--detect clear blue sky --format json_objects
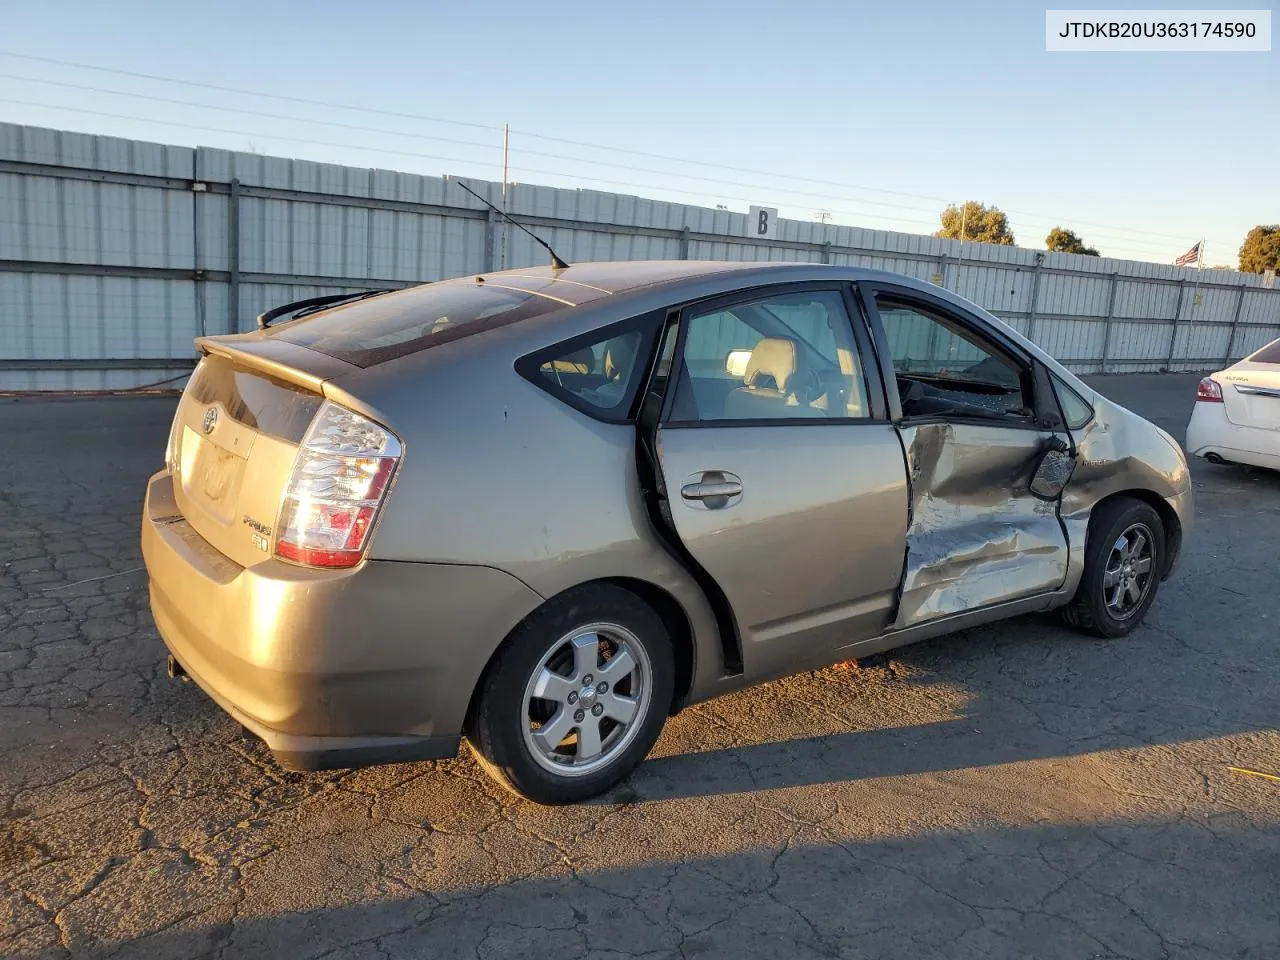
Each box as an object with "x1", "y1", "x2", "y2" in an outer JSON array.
[{"x1": 2, "y1": 0, "x2": 1275, "y2": 264}]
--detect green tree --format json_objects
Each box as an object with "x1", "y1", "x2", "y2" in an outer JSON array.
[
  {"x1": 1238, "y1": 225, "x2": 1280, "y2": 274},
  {"x1": 1045, "y1": 226, "x2": 1099, "y2": 256},
  {"x1": 935, "y1": 201, "x2": 1015, "y2": 246}
]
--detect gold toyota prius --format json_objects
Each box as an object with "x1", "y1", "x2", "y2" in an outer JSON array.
[{"x1": 143, "y1": 260, "x2": 1192, "y2": 804}]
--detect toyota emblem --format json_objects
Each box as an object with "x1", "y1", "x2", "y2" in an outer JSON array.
[{"x1": 202, "y1": 406, "x2": 219, "y2": 435}]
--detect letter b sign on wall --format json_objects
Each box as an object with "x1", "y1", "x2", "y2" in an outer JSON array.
[{"x1": 747, "y1": 206, "x2": 779, "y2": 241}]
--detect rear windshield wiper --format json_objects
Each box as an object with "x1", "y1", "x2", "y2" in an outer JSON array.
[{"x1": 256, "y1": 289, "x2": 395, "y2": 330}]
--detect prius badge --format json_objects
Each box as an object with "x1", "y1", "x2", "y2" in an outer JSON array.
[
  {"x1": 243, "y1": 515, "x2": 272, "y2": 553},
  {"x1": 202, "y1": 406, "x2": 219, "y2": 435}
]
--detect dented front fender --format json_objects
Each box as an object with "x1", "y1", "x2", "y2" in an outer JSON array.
[{"x1": 1060, "y1": 394, "x2": 1193, "y2": 594}]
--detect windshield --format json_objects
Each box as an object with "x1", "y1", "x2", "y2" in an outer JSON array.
[{"x1": 271, "y1": 279, "x2": 568, "y2": 367}]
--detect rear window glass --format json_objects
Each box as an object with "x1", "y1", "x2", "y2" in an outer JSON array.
[
  {"x1": 187, "y1": 355, "x2": 322, "y2": 442},
  {"x1": 517, "y1": 314, "x2": 662, "y2": 423},
  {"x1": 537, "y1": 330, "x2": 645, "y2": 417},
  {"x1": 1246, "y1": 337, "x2": 1280, "y2": 365},
  {"x1": 271, "y1": 280, "x2": 567, "y2": 367}
]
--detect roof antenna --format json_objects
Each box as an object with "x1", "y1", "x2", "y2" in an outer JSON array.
[{"x1": 453, "y1": 179, "x2": 570, "y2": 270}]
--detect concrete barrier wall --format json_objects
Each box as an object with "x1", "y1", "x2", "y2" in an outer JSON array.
[{"x1": 2, "y1": 122, "x2": 1277, "y2": 390}]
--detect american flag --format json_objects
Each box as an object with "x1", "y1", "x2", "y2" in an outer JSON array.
[{"x1": 1175, "y1": 242, "x2": 1202, "y2": 267}]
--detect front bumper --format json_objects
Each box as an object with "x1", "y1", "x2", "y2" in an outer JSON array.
[{"x1": 141, "y1": 471, "x2": 544, "y2": 770}]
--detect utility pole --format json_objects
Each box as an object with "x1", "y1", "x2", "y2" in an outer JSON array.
[
  {"x1": 500, "y1": 123, "x2": 510, "y2": 270},
  {"x1": 959, "y1": 202, "x2": 967, "y2": 244},
  {"x1": 501, "y1": 123, "x2": 509, "y2": 202}
]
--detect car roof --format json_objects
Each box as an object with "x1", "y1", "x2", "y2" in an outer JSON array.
[
  {"x1": 472, "y1": 260, "x2": 939, "y2": 307},
  {"x1": 253, "y1": 259, "x2": 1085, "y2": 385},
  {"x1": 470, "y1": 260, "x2": 1095, "y2": 400}
]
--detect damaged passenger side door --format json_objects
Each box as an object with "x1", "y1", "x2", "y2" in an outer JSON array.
[
  {"x1": 646, "y1": 285, "x2": 910, "y2": 680},
  {"x1": 859, "y1": 285, "x2": 1072, "y2": 627}
]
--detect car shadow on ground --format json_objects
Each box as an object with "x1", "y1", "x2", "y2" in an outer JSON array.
[
  {"x1": 13, "y1": 813, "x2": 1278, "y2": 960},
  {"x1": 603, "y1": 609, "x2": 1279, "y2": 806}
]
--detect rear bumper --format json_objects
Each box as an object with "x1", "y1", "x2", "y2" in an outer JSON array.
[
  {"x1": 1186, "y1": 403, "x2": 1280, "y2": 471},
  {"x1": 141, "y1": 470, "x2": 544, "y2": 770}
]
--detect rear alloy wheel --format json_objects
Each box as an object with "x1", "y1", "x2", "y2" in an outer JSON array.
[
  {"x1": 520, "y1": 623, "x2": 652, "y2": 777},
  {"x1": 470, "y1": 585, "x2": 673, "y2": 804},
  {"x1": 1062, "y1": 498, "x2": 1165, "y2": 638}
]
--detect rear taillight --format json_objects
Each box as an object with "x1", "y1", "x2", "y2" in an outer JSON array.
[
  {"x1": 274, "y1": 400, "x2": 402, "y2": 568},
  {"x1": 1196, "y1": 377, "x2": 1223, "y2": 403}
]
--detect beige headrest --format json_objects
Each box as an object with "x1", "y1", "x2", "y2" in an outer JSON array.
[
  {"x1": 544, "y1": 347, "x2": 595, "y2": 374},
  {"x1": 744, "y1": 338, "x2": 798, "y2": 393}
]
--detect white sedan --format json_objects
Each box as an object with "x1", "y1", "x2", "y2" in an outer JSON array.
[{"x1": 1186, "y1": 336, "x2": 1280, "y2": 471}]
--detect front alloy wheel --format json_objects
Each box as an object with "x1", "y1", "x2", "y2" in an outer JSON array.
[
  {"x1": 1062, "y1": 497, "x2": 1166, "y2": 638},
  {"x1": 1102, "y1": 523, "x2": 1156, "y2": 621}
]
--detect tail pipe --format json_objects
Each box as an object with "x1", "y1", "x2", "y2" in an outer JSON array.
[{"x1": 166, "y1": 654, "x2": 190, "y2": 681}]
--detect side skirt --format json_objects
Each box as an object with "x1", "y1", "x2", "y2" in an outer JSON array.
[
  {"x1": 834, "y1": 591, "x2": 1069, "y2": 661},
  {"x1": 693, "y1": 590, "x2": 1071, "y2": 705}
]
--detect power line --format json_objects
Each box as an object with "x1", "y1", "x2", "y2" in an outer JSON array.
[
  {"x1": 507, "y1": 132, "x2": 1208, "y2": 254},
  {"x1": 4, "y1": 97, "x2": 1184, "y2": 260},
  {"x1": 0, "y1": 50, "x2": 1235, "y2": 249},
  {"x1": 0, "y1": 94, "x2": 930, "y2": 231},
  {"x1": 0, "y1": 50, "x2": 949, "y2": 204},
  {"x1": 0, "y1": 75, "x2": 1223, "y2": 255},
  {"x1": 502, "y1": 166, "x2": 1174, "y2": 258},
  {"x1": 0, "y1": 73, "x2": 948, "y2": 219},
  {"x1": 0, "y1": 95, "x2": 941, "y2": 233},
  {"x1": 0, "y1": 98, "x2": 499, "y2": 168},
  {"x1": 0, "y1": 98, "x2": 1179, "y2": 260},
  {"x1": 0, "y1": 51, "x2": 503, "y2": 133},
  {"x1": 0, "y1": 74, "x2": 505, "y2": 155},
  {"x1": 0, "y1": 95, "x2": 951, "y2": 240},
  {"x1": 508, "y1": 129, "x2": 957, "y2": 204},
  {"x1": 501, "y1": 166, "x2": 943, "y2": 230}
]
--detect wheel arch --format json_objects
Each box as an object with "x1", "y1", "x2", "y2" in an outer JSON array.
[
  {"x1": 463, "y1": 576, "x2": 697, "y2": 736},
  {"x1": 1087, "y1": 489, "x2": 1182, "y2": 579}
]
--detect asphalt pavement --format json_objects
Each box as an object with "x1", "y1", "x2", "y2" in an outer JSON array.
[{"x1": 2, "y1": 373, "x2": 1278, "y2": 960}]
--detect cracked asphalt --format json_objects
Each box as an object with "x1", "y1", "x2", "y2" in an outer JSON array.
[{"x1": 2, "y1": 372, "x2": 1279, "y2": 959}]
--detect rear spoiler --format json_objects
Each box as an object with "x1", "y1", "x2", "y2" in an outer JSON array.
[
  {"x1": 194, "y1": 335, "x2": 400, "y2": 435},
  {"x1": 195, "y1": 336, "x2": 360, "y2": 394}
]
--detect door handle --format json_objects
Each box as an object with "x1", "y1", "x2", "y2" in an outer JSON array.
[
  {"x1": 681, "y1": 479, "x2": 743, "y2": 500},
  {"x1": 679, "y1": 472, "x2": 743, "y2": 509}
]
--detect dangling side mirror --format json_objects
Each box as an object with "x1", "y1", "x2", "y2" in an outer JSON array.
[{"x1": 1030, "y1": 436, "x2": 1077, "y2": 500}]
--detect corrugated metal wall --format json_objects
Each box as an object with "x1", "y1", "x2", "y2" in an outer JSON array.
[{"x1": 3, "y1": 121, "x2": 1279, "y2": 390}]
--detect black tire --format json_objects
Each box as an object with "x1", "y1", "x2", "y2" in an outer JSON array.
[
  {"x1": 1062, "y1": 497, "x2": 1165, "y2": 638},
  {"x1": 469, "y1": 584, "x2": 674, "y2": 804}
]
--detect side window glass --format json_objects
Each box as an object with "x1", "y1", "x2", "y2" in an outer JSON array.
[
  {"x1": 875, "y1": 296, "x2": 1032, "y2": 421},
  {"x1": 1053, "y1": 374, "x2": 1095, "y2": 429},
  {"x1": 682, "y1": 309, "x2": 762, "y2": 381},
  {"x1": 536, "y1": 329, "x2": 644, "y2": 417},
  {"x1": 672, "y1": 290, "x2": 869, "y2": 421}
]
